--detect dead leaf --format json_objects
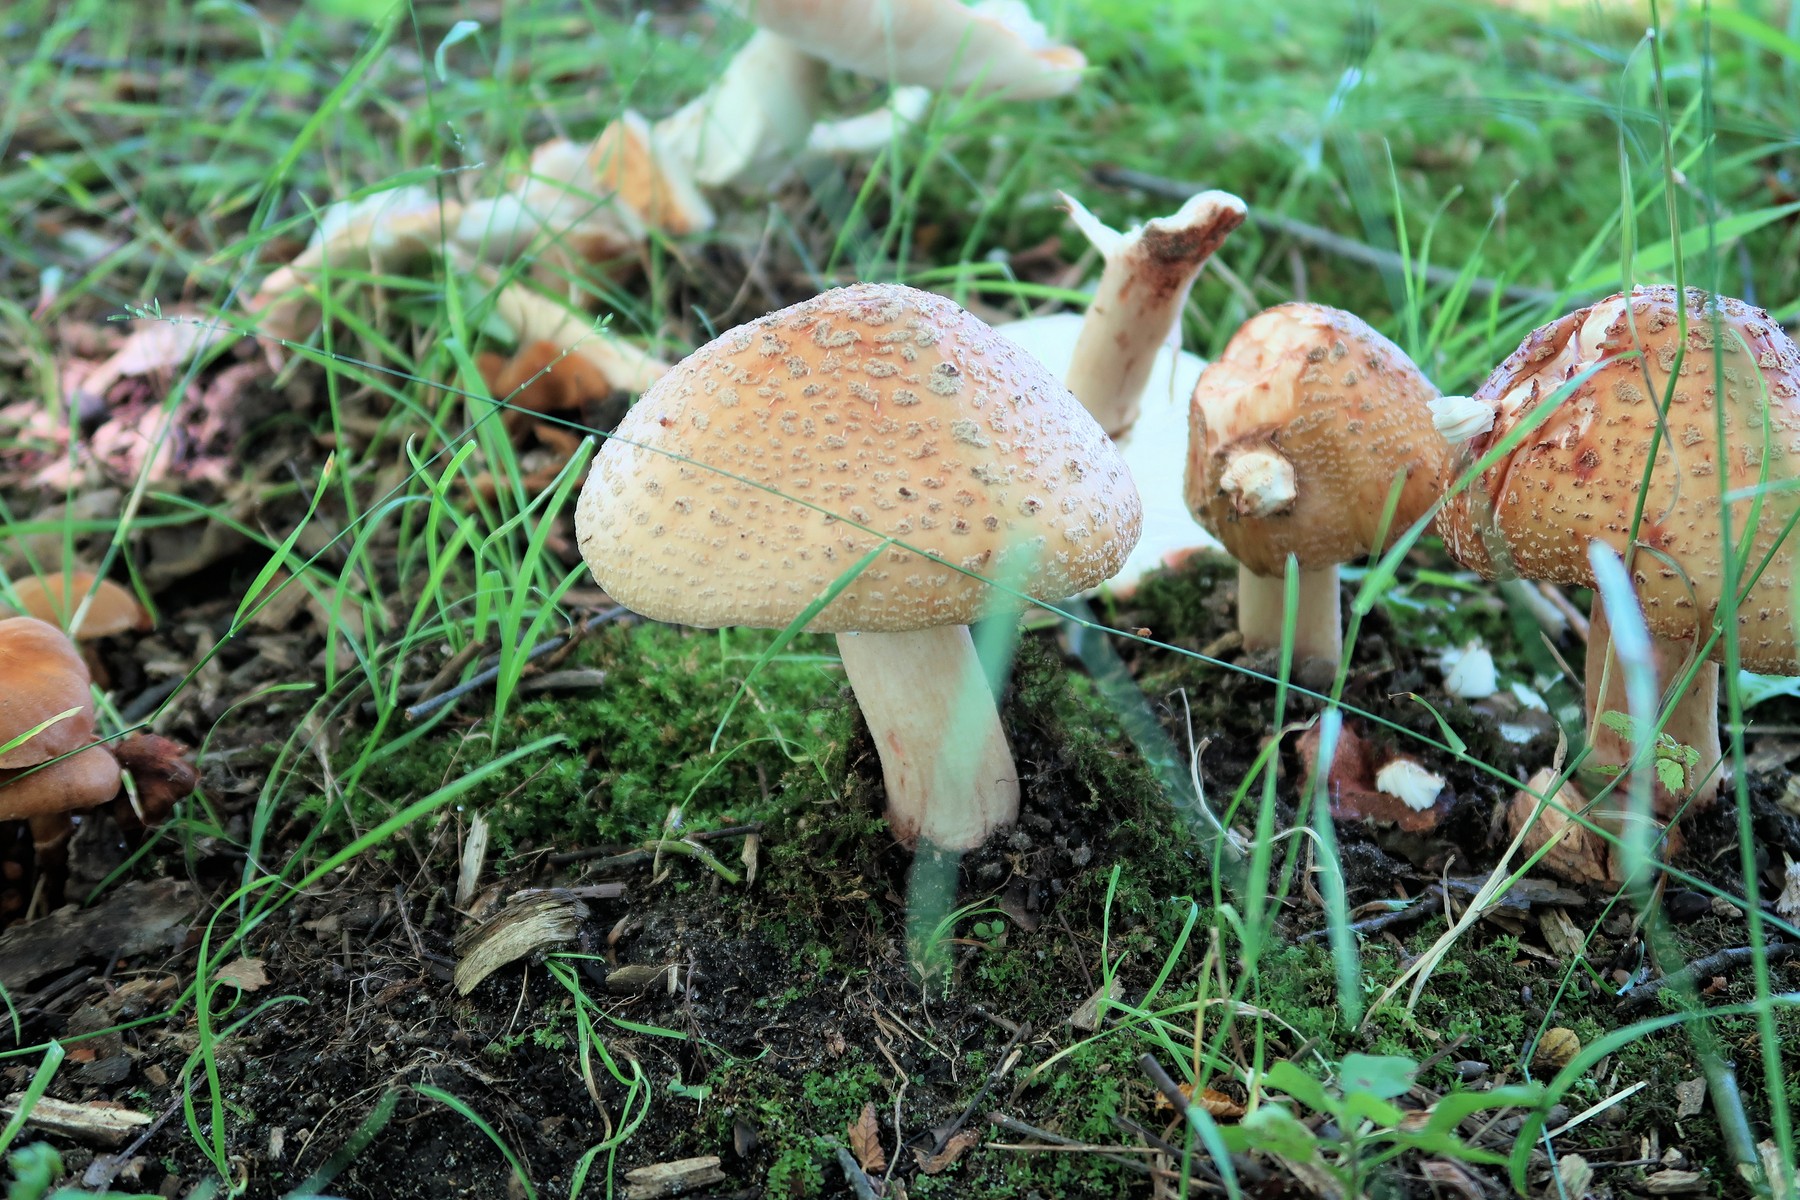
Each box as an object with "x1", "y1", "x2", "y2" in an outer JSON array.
[
  {"x1": 913, "y1": 1129, "x2": 978, "y2": 1176},
  {"x1": 1154, "y1": 1081, "x2": 1246, "y2": 1119},
  {"x1": 1508, "y1": 769, "x2": 1613, "y2": 886},
  {"x1": 847, "y1": 1102, "x2": 886, "y2": 1175},
  {"x1": 1776, "y1": 855, "x2": 1800, "y2": 918},
  {"x1": 213, "y1": 957, "x2": 268, "y2": 991},
  {"x1": 78, "y1": 314, "x2": 221, "y2": 401},
  {"x1": 1299, "y1": 720, "x2": 1451, "y2": 833}
]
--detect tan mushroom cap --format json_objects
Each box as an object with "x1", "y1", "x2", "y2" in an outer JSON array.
[
  {"x1": 8, "y1": 572, "x2": 152, "y2": 639},
  {"x1": 1185, "y1": 303, "x2": 1451, "y2": 577},
  {"x1": 0, "y1": 744, "x2": 122, "y2": 821},
  {"x1": 575, "y1": 283, "x2": 1141, "y2": 633},
  {"x1": 0, "y1": 617, "x2": 96, "y2": 770},
  {"x1": 1439, "y1": 286, "x2": 1800, "y2": 673}
]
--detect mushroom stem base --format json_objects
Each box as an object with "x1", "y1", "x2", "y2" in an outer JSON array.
[
  {"x1": 1236, "y1": 563, "x2": 1341, "y2": 665},
  {"x1": 1585, "y1": 606, "x2": 1722, "y2": 847},
  {"x1": 835, "y1": 626, "x2": 1020, "y2": 853}
]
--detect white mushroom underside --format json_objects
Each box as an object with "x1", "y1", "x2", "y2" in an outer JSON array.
[{"x1": 997, "y1": 312, "x2": 1221, "y2": 592}]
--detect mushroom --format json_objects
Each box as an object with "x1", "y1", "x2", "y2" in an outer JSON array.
[
  {"x1": 573, "y1": 283, "x2": 1140, "y2": 850},
  {"x1": 5, "y1": 571, "x2": 151, "y2": 641},
  {"x1": 252, "y1": 185, "x2": 461, "y2": 342},
  {"x1": 997, "y1": 188, "x2": 1245, "y2": 591},
  {"x1": 1437, "y1": 285, "x2": 1800, "y2": 854},
  {"x1": 1186, "y1": 304, "x2": 1452, "y2": 664},
  {"x1": 656, "y1": 0, "x2": 1083, "y2": 194},
  {"x1": 0, "y1": 616, "x2": 120, "y2": 899}
]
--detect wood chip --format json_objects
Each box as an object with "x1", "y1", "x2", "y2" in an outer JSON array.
[
  {"x1": 1675, "y1": 1076, "x2": 1707, "y2": 1119},
  {"x1": 605, "y1": 964, "x2": 675, "y2": 996},
  {"x1": 1777, "y1": 855, "x2": 1800, "y2": 918},
  {"x1": 0, "y1": 879, "x2": 197, "y2": 992},
  {"x1": 213, "y1": 958, "x2": 268, "y2": 991},
  {"x1": 1555, "y1": 1153, "x2": 1594, "y2": 1197},
  {"x1": 452, "y1": 892, "x2": 588, "y2": 995},
  {"x1": 1645, "y1": 1169, "x2": 1708, "y2": 1194},
  {"x1": 1538, "y1": 907, "x2": 1588, "y2": 963},
  {"x1": 457, "y1": 813, "x2": 490, "y2": 910},
  {"x1": 622, "y1": 1155, "x2": 726, "y2": 1199},
  {"x1": 1, "y1": 1094, "x2": 152, "y2": 1148},
  {"x1": 1068, "y1": 976, "x2": 1121, "y2": 1031}
]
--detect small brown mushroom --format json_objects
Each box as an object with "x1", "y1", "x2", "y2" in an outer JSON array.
[
  {"x1": 1186, "y1": 304, "x2": 1451, "y2": 664},
  {"x1": 1438, "y1": 286, "x2": 1800, "y2": 857},
  {"x1": 6, "y1": 571, "x2": 151, "y2": 640},
  {"x1": 0, "y1": 616, "x2": 98, "y2": 769},
  {"x1": 574, "y1": 283, "x2": 1140, "y2": 850}
]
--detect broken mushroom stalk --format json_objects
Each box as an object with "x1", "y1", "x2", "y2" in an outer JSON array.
[
  {"x1": 996, "y1": 187, "x2": 1246, "y2": 593},
  {"x1": 1438, "y1": 285, "x2": 1800, "y2": 875},
  {"x1": 573, "y1": 283, "x2": 1140, "y2": 852},
  {"x1": 1186, "y1": 303, "x2": 1452, "y2": 665}
]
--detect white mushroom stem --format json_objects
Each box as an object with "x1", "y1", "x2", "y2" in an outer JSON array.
[
  {"x1": 475, "y1": 265, "x2": 670, "y2": 394},
  {"x1": 835, "y1": 626, "x2": 1019, "y2": 851},
  {"x1": 1237, "y1": 565, "x2": 1341, "y2": 665},
  {"x1": 722, "y1": 0, "x2": 1085, "y2": 100},
  {"x1": 654, "y1": 31, "x2": 827, "y2": 192},
  {"x1": 806, "y1": 85, "x2": 932, "y2": 155},
  {"x1": 1217, "y1": 446, "x2": 1296, "y2": 518},
  {"x1": 1584, "y1": 605, "x2": 1722, "y2": 824},
  {"x1": 1061, "y1": 190, "x2": 1246, "y2": 437}
]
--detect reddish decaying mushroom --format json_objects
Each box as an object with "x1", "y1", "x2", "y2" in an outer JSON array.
[
  {"x1": 1185, "y1": 304, "x2": 1452, "y2": 664},
  {"x1": 574, "y1": 283, "x2": 1140, "y2": 851},
  {"x1": 1437, "y1": 286, "x2": 1800, "y2": 867}
]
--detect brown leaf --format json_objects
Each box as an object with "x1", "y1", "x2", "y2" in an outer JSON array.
[
  {"x1": 913, "y1": 1129, "x2": 978, "y2": 1176},
  {"x1": 1298, "y1": 720, "x2": 1449, "y2": 833},
  {"x1": 847, "y1": 1101, "x2": 886, "y2": 1175},
  {"x1": 213, "y1": 958, "x2": 268, "y2": 991},
  {"x1": 1154, "y1": 1081, "x2": 1246, "y2": 1120}
]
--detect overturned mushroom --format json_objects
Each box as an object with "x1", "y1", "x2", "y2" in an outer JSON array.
[
  {"x1": 1186, "y1": 304, "x2": 1451, "y2": 664},
  {"x1": 574, "y1": 283, "x2": 1139, "y2": 851},
  {"x1": 998, "y1": 189, "x2": 1245, "y2": 591},
  {"x1": 658, "y1": 0, "x2": 1084, "y2": 193},
  {"x1": 1438, "y1": 286, "x2": 1800, "y2": 866}
]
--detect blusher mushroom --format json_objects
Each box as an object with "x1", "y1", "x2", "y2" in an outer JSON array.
[
  {"x1": 1185, "y1": 304, "x2": 1452, "y2": 664},
  {"x1": 1437, "y1": 285, "x2": 1800, "y2": 854},
  {"x1": 6, "y1": 571, "x2": 152, "y2": 641},
  {"x1": 574, "y1": 283, "x2": 1140, "y2": 851},
  {"x1": 0, "y1": 617, "x2": 97, "y2": 770}
]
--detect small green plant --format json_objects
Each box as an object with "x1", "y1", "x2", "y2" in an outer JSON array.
[
  {"x1": 1590, "y1": 710, "x2": 1703, "y2": 794},
  {"x1": 1220, "y1": 1054, "x2": 1545, "y2": 1198}
]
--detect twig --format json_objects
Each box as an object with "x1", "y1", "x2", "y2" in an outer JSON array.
[
  {"x1": 546, "y1": 823, "x2": 763, "y2": 869},
  {"x1": 1090, "y1": 164, "x2": 1575, "y2": 308},
  {"x1": 1615, "y1": 942, "x2": 1799, "y2": 1014},
  {"x1": 932, "y1": 1021, "x2": 1030, "y2": 1155},
  {"x1": 1300, "y1": 889, "x2": 1444, "y2": 943},
  {"x1": 402, "y1": 606, "x2": 627, "y2": 721},
  {"x1": 834, "y1": 1146, "x2": 880, "y2": 1200},
  {"x1": 985, "y1": 1113, "x2": 1156, "y2": 1178}
]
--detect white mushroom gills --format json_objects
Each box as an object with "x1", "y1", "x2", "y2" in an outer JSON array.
[
  {"x1": 1429, "y1": 394, "x2": 1495, "y2": 444},
  {"x1": 1218, "y1": 447, "x2": 1297, "y2": 518},
  {"x1": 1374, "y1": 758, "x2": 1446, "y2": 813}
]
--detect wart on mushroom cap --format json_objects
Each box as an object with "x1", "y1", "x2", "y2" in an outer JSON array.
[
  {"x1": 575, "y1": 282, "x2": 1141, "y2": 851},
  {"x1": 1185, "y1": 303, "x2": 1451, "y2": 665},
  {"x1": 1437, "y1": 285, "x2": 1800, "y2": 863}
]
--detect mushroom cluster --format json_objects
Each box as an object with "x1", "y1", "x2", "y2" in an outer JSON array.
[
  {"x1": 1185, "y1": 303, "x2": 1453, "y2": 665},
  {"x1": 575, "y1": 282, "x2": 1140, "y2": 851},
  {"x1": 1437, "y1": 285, "x2": 1800, "y2": 873}
]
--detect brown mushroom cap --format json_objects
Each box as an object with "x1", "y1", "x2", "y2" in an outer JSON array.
[
  {"x1": 7, "y1": 571, "x2": 152, "y2": 639},
  {"x1": 1438, "y1": 286, "x2": 1800, "y2": 673},
  {"x1": 1184, "y1": 303, "x2": 1451, "y2": 577},
  {"x1": 0, "y1": 617, "x2": 96, "y2": 770},
  {"x1": 574, "y1": 283, "x2": 1142, "y2": 632},
  {"x1": 0, "y1": 744, "x2": 121, "y2": 822}
]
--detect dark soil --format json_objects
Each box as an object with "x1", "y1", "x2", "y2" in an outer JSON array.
[{"x1": 5, "y1": 555, "x2": 1799, "y2": 1199}]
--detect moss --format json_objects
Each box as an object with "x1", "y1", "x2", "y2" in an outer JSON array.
[{"x1": 356, "y1": 622, "x2": 854, "y2": 854}]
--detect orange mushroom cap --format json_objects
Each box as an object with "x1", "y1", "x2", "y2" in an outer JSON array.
[
  {"x1": 8, "y1": 571, "x2": 152, "y2": 639},
  {"x1": 574, "y1": 282, "x2": 1142, "y2": 633},
  {"x1": 1438, "y1": 286, "x2": 1800, "y2": 673},
  {"x1": 0, "y1": 617, "x2": 97, "y2": 770},
  {"x1": 0, "y1": 744, "x2": 122, "y2": 823},
  {"x1": 1185, "y1": 303, "x2": 1451, "y2": 577}
]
